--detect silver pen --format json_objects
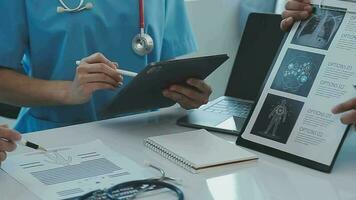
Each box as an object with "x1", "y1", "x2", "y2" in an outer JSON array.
[{"x1": 75, "y1": 61, "x2": 137, "y2": 77}]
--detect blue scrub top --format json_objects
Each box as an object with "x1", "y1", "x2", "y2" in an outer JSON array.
[{"x1": 0, "y1": 0, "x2": 197, "y2": 133}]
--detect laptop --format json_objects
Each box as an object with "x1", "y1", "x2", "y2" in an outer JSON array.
[{"x1": 177, "y1": 13, "x2": 285, "y2": 135}]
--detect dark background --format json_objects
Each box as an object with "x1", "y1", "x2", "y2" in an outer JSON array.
[
  {"x1": 271, "y1": 48, "x2": 324, "y2": 97},
  {"x1": 251, "y1": 94, "x2": 304, "y2": 144}
]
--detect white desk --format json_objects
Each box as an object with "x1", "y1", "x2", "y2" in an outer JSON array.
[{"x1": 1, "y1": 107, "x2": 355, "y2": 200}]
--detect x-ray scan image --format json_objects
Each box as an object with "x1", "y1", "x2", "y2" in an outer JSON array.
[
  {"x1": 292, "y1": 6, "x2": 345, "y2": 50},
  {"x1": 271, "y1": 49, "x2": 324, "y2": 97},
  {"x1": 251, "y1": 94, "x2": 304, "y2": 144}
]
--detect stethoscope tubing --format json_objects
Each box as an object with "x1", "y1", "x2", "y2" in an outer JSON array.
[
  {"x1": 139, "y1": 0, "x2": 145, "y2": 29},
  {"x1": 57, "y1": 0, "x2": 154, "y2": 56},
  {"x1": 108, "y1": 179, "x2": 184, "y2": 200}
]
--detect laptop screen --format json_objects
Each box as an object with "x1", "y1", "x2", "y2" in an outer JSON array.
[{"x1": 225, "y1": 13, "x2": 285, "y2": 101}]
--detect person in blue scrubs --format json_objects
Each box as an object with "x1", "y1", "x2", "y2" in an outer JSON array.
[
  {"x1": 0, "y1": 0, "x2": 212, "y2": 133},
  {"x1": 281, "y1": 0, "x2": 356, "y2": 126}
]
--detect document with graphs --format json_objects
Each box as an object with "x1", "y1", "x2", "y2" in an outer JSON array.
[
  {"x1": 237, "y1": 0, "x2": 356, "y2": 172},
  {"x1": 1, "y1": 140, "x2": 150, "y2": 200}
]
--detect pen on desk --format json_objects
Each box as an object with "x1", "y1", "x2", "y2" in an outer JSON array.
[
  {"x1": 18, "y1": 139, "x2": 47, "y2": 152},
  {"x1": 75, "y1": 61, "x2": 137, "y2": 77}
]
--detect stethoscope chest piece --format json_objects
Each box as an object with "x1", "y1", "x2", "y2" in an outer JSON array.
[
  {"x1": 132, "y1": 0, "x2": 154, "y2": 56},
  {"x1": 132, "y1": 33, "x2": 154, "y2": 56}
]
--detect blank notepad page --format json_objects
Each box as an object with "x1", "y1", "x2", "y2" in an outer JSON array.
[{"x1": 144, "y1": 129, "x2": 257, "y2": 172}]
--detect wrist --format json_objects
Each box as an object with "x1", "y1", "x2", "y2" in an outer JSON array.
[
  {"x1": 57, "y1": 81, "x2": 75, "y2": 105},
  {"x1": 60, "y1": 81, "x2": 91, "y2": 105}
]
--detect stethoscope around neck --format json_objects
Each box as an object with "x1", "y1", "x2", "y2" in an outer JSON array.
[{"x1": 56, "y1": 0, "x2": 154, "y2": 56}]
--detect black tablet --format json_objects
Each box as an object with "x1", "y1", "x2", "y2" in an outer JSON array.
[{"x1": 102, "y1": 54, "x2": 229, "y2": 117}]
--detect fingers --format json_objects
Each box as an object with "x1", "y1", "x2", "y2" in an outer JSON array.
[
  {"x1": 163, "y1": 79, "x2": 212, "y2": 109},
  {"x1": 0, "y1": 152, "x2": 6, "y2": 162},
  {"x1": 340, "y1": 110, "x2": 356, "y2": 125},
  {"x1": 80, "y1": 73, "x2": 122, "y2": 87},
  {"x1": 282, "y1": 10, "x2": 311, "y2": 21},
  {"x1": 169, "y1": 85, "x2": 207, "y2": 105},
  {"x1": 281, "y1": 0, "x2": 313, "y2": 31},
  {"x1": 76, "y1": 63, "x2": 123, "y2": 91},
  {"x1": 187, "y1": 79, "x2": 212, "y2": 98},
  {"x1": 163, "y1": 90, "x2": 200, "y2": 109},
  {"x1": 78, "y1": 53, "x2": 123, "y2": 88},
  {"x1": 332, "y1": 98, "x2": 356, "y2": 114},
  {"x1": 77, "y1": 63, "x2": 123, "y2": 83},
  {"x1": 332, "y1": 98, "x2": 356, "y2": 125},
  {"x1": 0, "y1": 127, "x2": 21, "y2": 159},
  {"x1": 0, "y1": 139, "x2": 17, "y2": 152},
  {"x1": 0, "y1": 127, "x2": 21, "y2": 142},
  {"x1": 81, "y1": 52, "x2": 117, "y2": 69},
  {"x1": 285, "y1": 0, "x2": 312, "y2": 13},
  {"x1": 281, "y1": 17, "x2": 295, "y2": 31},
  {"x1": 68, "y1": 53, "x2": 123, "y2": 105}
]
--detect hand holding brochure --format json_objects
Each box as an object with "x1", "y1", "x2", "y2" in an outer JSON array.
[{"x1": 237, "y1": 0, "x2": 356, "y2": 172}]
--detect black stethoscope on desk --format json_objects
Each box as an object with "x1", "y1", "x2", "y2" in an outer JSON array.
[
  {"x1": 57, "y1": 0, "x2": 154, "y2": 56},
  {"x1": 67, "y1": 162, "x2": 184, "y2": 200}
]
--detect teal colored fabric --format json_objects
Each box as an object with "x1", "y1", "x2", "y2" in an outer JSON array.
[
  {"x1": 239, "y1": 0, "x2": 277, "y2": 34},
  {"x1": 0, "y1": 0, "x2": 197, "y2": 133}
]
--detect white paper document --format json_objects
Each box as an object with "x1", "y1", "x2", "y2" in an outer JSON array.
[
  {"x1": 242, "y1": 0, "x2": 356, "y2": 166},
  {"x1": 1, "y1": 140, "x2": 150, "y2": 200}
]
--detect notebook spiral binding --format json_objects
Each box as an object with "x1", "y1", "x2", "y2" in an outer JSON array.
[{"x1": 144, "y1": 139, "x2": 197, "y2": 173}]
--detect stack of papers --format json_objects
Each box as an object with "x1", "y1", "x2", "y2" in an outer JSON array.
[{"x1": 1, "y1": 140, "x2": 150, "y2": 200}]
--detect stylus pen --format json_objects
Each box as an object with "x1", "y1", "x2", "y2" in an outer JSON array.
[
  {"x1": 18, "y1": 139, "x2": 47, "y2": 152},
  {"x1": 75, "y1": 61, "x2": 137, "y2": 77}
]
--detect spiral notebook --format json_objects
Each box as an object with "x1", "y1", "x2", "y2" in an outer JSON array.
[{"x1": 144, "y1": 129, "x2": 258, "y2": 173}]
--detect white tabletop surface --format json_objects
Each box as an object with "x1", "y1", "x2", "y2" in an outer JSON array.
[{"x1": 0, "y1": 107, "x2": 355, "y2": 200}]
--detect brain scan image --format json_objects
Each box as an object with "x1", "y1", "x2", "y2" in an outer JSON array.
[
  {"x1": 292, "y1": 7, "x2": 345, "y2": 50},
  {"x1": 271, "y1": 49, "x2": 324, "y2": 97},
  {"x1": 281, "y1": 56, "x2": 313, "y2": 92}
]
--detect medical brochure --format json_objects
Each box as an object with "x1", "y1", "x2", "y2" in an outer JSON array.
[
  {"x1": 1, "y1": 140, "x2": 151, "y2": 200},
  {"x1": 237, "y1": 0, "x2": 356, "y2": 172}
]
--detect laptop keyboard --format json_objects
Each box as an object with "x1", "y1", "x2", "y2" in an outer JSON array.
[{"x1": 203, "y1": 99, "x2": 252, "y2": 118}]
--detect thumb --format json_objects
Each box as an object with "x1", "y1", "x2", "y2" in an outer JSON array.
[
  {"x1": 0, "y1": 124, "x2": 9, "y2": 128},
  {"x1": 281, "y1": 17, "x2": 294, "y2": 32}
]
